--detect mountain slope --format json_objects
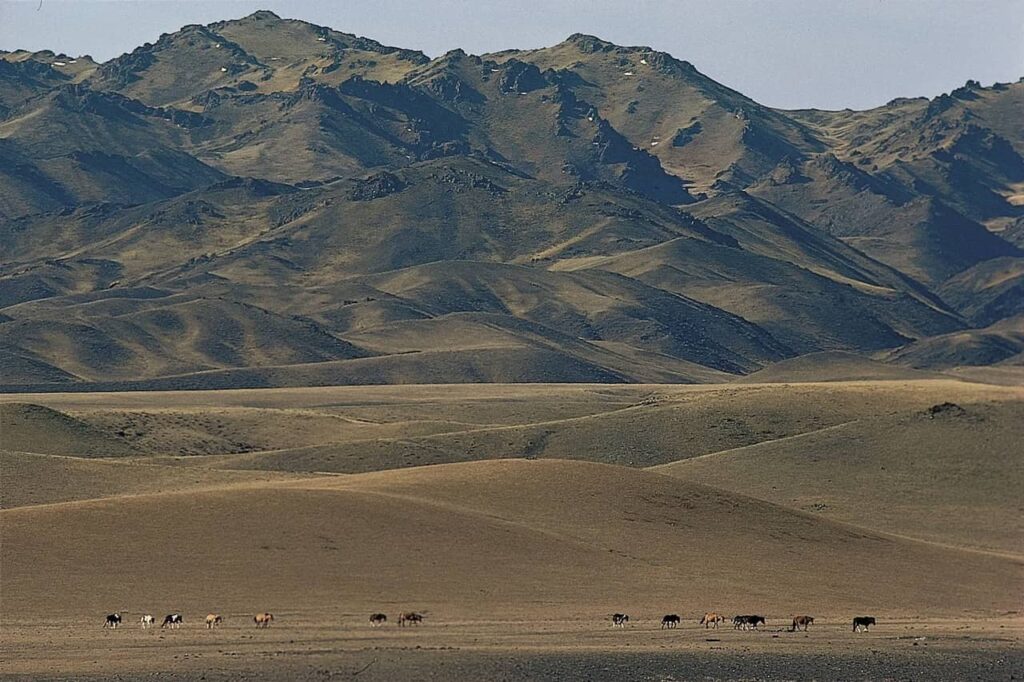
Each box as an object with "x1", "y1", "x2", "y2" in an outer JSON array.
[{"x1": 1, "y1": 14, "x2": 1021, "y2": 387}]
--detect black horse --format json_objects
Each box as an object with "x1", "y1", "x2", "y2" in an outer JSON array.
[
  {"x1": 852, "y1": 616, "x2": 876, "y2": 632},
  {"x1": 733, "y1": 615, "x2": 766, "y2": 630},
  {"x1": 161, "y1": 613, "x2": 183, "y2": 629}
]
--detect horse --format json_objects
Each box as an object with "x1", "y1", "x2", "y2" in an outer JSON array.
[
  {"x1": 661, "y1": 614, "x2": 680, "y2": 629},
  {"x1": 852, "y1": 616, "x2": 876, "y2": 632},
  {"x1": 700, "y1": 612, "x2": 726, "y2": 629},
  {"x1": 103, "y1": 613, "x2": 121, "y2": 629},
  {"x1": 140, "y1": 614, "x2": 154, "y2": 629},
  {"x1": 612, "y1": 613, "x2": 629, "y2": 628},
  {"x1": 254, "y1": 613, "x2": 274, "y2": 628},
  {"x1": 369, "y1": 613, "x2": 387, "y2": 627},
  {"x1": 205, "y1": 614, "x2": 223, "y2": 629},
  {"x1": 791, "y1": 615, "x2": 814, "y2": 631},
  {"x1": 733, "y1": 615, "x2": 765, "y2": 630},
  {"x1": 397, "y1": 612, "x2": 424, "y2": 627},
  {"x1": 161, "y1": 614, "x2": 183, "y2": 629}
]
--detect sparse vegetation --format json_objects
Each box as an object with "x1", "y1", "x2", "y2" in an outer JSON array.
[{"x1": 1, "y1": 12, "x2": 1022, "y2": 680}]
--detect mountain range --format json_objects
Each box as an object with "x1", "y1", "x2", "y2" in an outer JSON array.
[{"x1": 2, "y1": 10, "x2": 1022, "y2": 389}]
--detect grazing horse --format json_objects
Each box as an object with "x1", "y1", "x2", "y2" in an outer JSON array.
[
  {"x1": 254, "y1": 613, "x2": 274, "y2": 628},
  {"x1": 791, "y1": 615, "x2": 814, "y2": 631},
  {"x1": 140, "y1": 614, "x2": 155, "y2": 629},
  {"x1": 700, "y1": 612, "x2": 726, "y2": 629},
  {"x1": 733, "y1": 615, "x2": 765, "y2": 630},
  {"x1": 369, "y1": 613, "x2": 387, "y2": 627},
  {"x1": 661, "y1": 614, "x2": 680, "y2": 629},
  {"x1": 104, "y1": 613, "x2": 121, "y2": 629},
  {"x1": 612, "y1": 614, "x2": 629, "y2": 628},
  {"x1": 397, "y1": 612, "x2": 424, "y2": 627},
  {"x1": 205, "y1": 614, "x2": 223, "y2": 629},
  {"x1": 852, "y1": 616, "x2": 876, "y2": 632},
  {"x1": 161, "y1": 614, "x2": 183, "y2": 629}
]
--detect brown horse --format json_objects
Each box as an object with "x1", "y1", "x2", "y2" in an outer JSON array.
[
  {"x1": 369, "y1": 613, "x2": 387, "y2": 627},
  {"x1": 205, "y1": 614, "x2": 223, "y2": 629},
  {"x1": 254, "y1": 613, "x2": 274, "y2": 628},
  {"x1": 397, "y1": 612, "x2": 424, "y2": 627},
  {"x1": 700, "y1": 612, "x2": 726, "y2": 629},
  {"x1": 791, "y1": 615, "x2": 814, "y2": 631}
]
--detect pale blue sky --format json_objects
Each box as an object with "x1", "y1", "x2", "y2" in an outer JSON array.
[{"x1": 1, "y1": 0, "x2": 1021, "y2": 110}]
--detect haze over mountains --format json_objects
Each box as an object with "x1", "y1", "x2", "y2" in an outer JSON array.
[{"x1": 2, "y1": 10, "x2": 1023, "y2": 389}]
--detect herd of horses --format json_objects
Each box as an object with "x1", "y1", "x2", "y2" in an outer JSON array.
[
  {"x1": 614, "y1": 612, "x2": 871, "y2": 632},
  {"x1": 104, "y1": 610, "x2": 876, "y2": 633},
  {"x1": 104, "y1": 612, "x2": 271, "y2": 629}
]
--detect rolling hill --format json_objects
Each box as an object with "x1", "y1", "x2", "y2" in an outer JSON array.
[
  {"x1": 4, "y1": 457, "x2": 1019, "y2": 620},
  {"x1": 2, "y1": 378, "x2": 1020, "y2": 682},
  {"x1": 654, "y1": 398, "x2": 1024, "y2": 555}
]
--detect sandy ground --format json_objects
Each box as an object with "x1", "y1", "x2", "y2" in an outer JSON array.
[
  {"x1": 2, "y1": 617, "x2": 1021, "y2": 681},
  {"x1": 2, "y1": 380, "x2": 1022, "y2": 680}
]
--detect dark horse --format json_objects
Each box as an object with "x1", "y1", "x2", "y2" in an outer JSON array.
[
  {"x1": 161, "y1": 614, "x2": 183, "y2": 629},
  {"x1": 852, "y1": 616, "x2": 876, "y2": 632},
  {"x1": 398, "y1": 612, "x2": 424, "y2": 627},
  {"x1": 733, "y1": 615, "x2": 765, "y2": 630}
]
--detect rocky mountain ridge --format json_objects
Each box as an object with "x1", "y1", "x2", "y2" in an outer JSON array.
[{"x1": 1, "y1": 11, "x2": 1021, "y2": 388}]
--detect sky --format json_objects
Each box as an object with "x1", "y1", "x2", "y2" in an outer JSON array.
[{"x1": 0, "y1": 0, "x2": 1021, "y2": 110}]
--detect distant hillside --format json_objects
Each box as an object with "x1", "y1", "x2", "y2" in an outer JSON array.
[{"x1": 1, "y1": 13, "x2": 1021, "y2": 388}]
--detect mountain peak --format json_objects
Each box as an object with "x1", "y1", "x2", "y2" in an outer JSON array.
[
  {"x1": 243, "y1": 10, "x2": 282, "y2": 22},
  {"x1": 563, "y1": 33, "x2": 616, "y2": 53}
]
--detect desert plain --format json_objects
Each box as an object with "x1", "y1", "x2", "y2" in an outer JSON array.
[{"x1": 2, "y1": 378, "x2": 1022, "y2": 680}]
